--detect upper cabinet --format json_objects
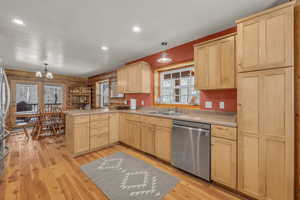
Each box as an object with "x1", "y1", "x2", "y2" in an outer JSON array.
[
  {"x1": 117, "y1": 61, "x2": 151, "y2": 93},
  {"x1": 194, "y1": 35, "x2": 236, "y2": 90},
  {"x1": 236, "y1": 3, "x2": 294, "y2": 72}
]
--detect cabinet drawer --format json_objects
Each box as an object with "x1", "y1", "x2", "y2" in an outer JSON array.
[
  {"x1": 90, "y1": 119, "x2": 108, "y2": 129},
  {"x1": 90, "y1": 126, "x2": 108, "y2": 136},
  {"x1": 212, "y1": 125, "x2": 237, "y2": 140},
  {"x1": 90, "y1": 114, "x2": 108, "y2": 121},
  {"x1": 73, "y1": 115, "x2": 90, "y2": 124},
  {"x1": 90, "y1": 133, "x2": 108, "y2": 150},
  {"x1": 125, "y1": 114, "x2": 140, "y2": 121},
  {"x1": 141, "y1": 116, "x2": 172, "y2": 128}
]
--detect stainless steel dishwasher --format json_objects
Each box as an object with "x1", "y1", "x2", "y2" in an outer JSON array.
[{"x1": 171, "y1": 120, "x2": 211, "y2": 181}]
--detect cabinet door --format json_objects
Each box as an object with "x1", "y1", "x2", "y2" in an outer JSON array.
[
  {"x1": 194, "y1": 45, "x2": 209, "y2": 89},
  {"x1": 238, "y1": 72, "x2": 259, "y2": 136},
  {"x1": 208, "y1": 44, "x2": 221, "y2": 88},
  {"x1": 219, "y1": 36, "x2": 235, "y2": 88},
  {"x1": 119, "y1": 114, "x2": 129, "y2": 144},
  {"x1": 117, "y1": 67, "x2": 127, "y2": 93},
  {"x1": 260, "y1": 68, "x2": 294, "y2": 200},
  {"x1": 194, "y1": 35, "x2": 235, "y2": 90},
  {"x1": 236, "y1": 19, "x2": 262, "y2": 72},
  {"x1": 237, "y1": 5, "x2": 293, "y2": 72},
  {"x1": 90, "y1": 133, "x2": 109, "y2": 150},
  {"x1": 127, "y1": 64, "x2": 140, "y2": 93},
  {"x1": 140, "y1": 123, "x2": 155, "y2": 155},
  {"x1": 211, "y1": 137, "x2": 237, "y2": 189},
  {"x1": 109, "y1": 113, "x2": 119, "y2": 143},
  {"x1": 238, "y1": 68, "x2": 294, "y2": 200},
  {"x1": 238, "y1": 134, "x2": 262, "y2": 198},
  {"x1": 155, "y1": 127, "x2": 171, "y2": 162},
  {"x1": 74, "y1": 122, "x2": 90, "y2": 154},
  {"x1": 237, "y1": 72, "x2": 262, "y2": 198},
  {"x1": 127, "y1": 120, "x2": 141, "y2": 149},
  {"x1": 263, "y1": 6, "x2": 293, "y2": 69}
]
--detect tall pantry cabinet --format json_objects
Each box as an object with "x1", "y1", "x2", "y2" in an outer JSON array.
[{"x1": 236, "y1": 2, "x2": 294, "y2": 200}]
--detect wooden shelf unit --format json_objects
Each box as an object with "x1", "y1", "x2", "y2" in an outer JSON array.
[{"x1": 68, "y1": 86, "x2": 92, "y2": 109}]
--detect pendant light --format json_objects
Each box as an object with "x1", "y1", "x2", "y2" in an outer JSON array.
[
  {"x1": 36, "y1": 63, "x2": 53, "y2": 79},
  {"x1": 157, "y1": 42, "x2": 172, "y2": 64}
]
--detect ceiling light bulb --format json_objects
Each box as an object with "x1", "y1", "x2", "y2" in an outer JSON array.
[
  {"x1": 101, "y1": 46, "x2": 108, "y2": 51},
  {"x1": 46, "y1": 71, "x2": 53, "y2": 79},
  {"x1": 132, "y1": 26, "x2": 141, "y2": 33},
  {"x1": 35, "y1": 71, "x2": 42, "y2": 78},
  {"x1": 12, "y1": 18, "x2": 25, "y2": 26}
]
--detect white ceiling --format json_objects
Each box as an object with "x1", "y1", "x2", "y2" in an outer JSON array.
[{"x1": 0, "y1": 0, "x2": 287, "y2": 77}]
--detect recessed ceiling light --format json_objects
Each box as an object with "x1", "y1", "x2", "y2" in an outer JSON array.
[
  {"x1": 12, "y1": 18, "x2": 25, "y2": 26},
  {"x1": 101, "y1": 46, "x2": 108, "y2": 51},
  {"x1": 132, "y1": 26, "x2": 141, "y2": 33}
]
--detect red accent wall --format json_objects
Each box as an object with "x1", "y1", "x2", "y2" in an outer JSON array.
[{"x1": 124, "y1": 27, "x2": 237, "y2": 112}]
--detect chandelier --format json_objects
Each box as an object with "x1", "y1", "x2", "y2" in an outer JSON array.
[{"x1": 36, "y1": 63, "x2": 53, "y2": 79}]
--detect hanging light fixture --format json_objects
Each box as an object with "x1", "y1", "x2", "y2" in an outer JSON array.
[
  {"x1": 157, "y1": 42, "x2": 172, "y2": 64},
  {"x1": 36, "y1": 63, "x2": 53, "y2": 79}
]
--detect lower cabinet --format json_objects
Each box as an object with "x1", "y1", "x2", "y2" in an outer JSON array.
[
  {"x1": 119, "y1": 113, "x2": 128, "y2": 144},
  {"x1": 126, "y1": 120, "x2": 141, "y2": 149},
  {"x1": 90, "y1": 133, "x2": 109, "y2": 150},
  {"x1": 65, "y1": 115, "x2": 90, "y2": 155},
  {"x1": 140, "y1": 123, "x2": 155, "y2": 155},
  {"x1": 211, "y1": 136, "x2": 237, "y2": 189},
  {"x1": 90, "y1": 114, "x2": 109, "y2": 150},
  {"x1": 109, "y1": 113, "x2": 119, "y2": 143},
  {"x1": 155, "y1": 127, "x2": 171, "y2": 162},
  {"x1": 74, "y1": 121, "x2": 90, "y2": 154},
  {"x1": 120, "y1": 114, "x2": 172, "y2": 163}
]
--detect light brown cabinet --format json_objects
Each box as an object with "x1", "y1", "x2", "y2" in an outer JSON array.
[
  {"x1": 194, "y1": 35, "x2": 235, "y2": 90},
  {"x1": 90, "y1": 114, "x2": 109, "y2": 150},
  {"x1": 236, "y1": 3, "x2": 295, "y2": 200},
  {"x1": 211, "y1": 137, "x2": 236, "y2": 189},
  {"x1": 123, "y1": 114, "x2": 141, "y2": 149},
  {"x1": 155, "y1": 127, "x2": 171, "y2": 162},
  {"x1": 211, "y1": 125, "x2": 237, "y2": 189},
  {"x1": 117, "y1": 61, "x2": 151, "y2": 93},
  {"x1": 140, "y1": 123, "x2": 155, "y2": 155},
  {"x1": 74, "y1": 120, "x2": 90, "y2": 153},
  {"x1": 117, "y1": 66, "x2": 128, "y2": 93},
  {"x1": 126, "y1": 120, "x2": 141, "y2": 149},
  {"x1": 65, "y1": 115, "x2": 90, "y2": 155},
  {"x1": 237, "y1": 68, "x2": 294, "y2": 200},
  {"x1": 120, "y1": 114, "x2": 172, "y2": 162},
  {"x1": 236, "y1": 3, "x2": 294, "y2": 72},
  {"x1": 119, "y1": 113, "x2": 128, "y2": 144},
  {"x1": 109, "y1": 113, "x2": 119, "y2": 143}
]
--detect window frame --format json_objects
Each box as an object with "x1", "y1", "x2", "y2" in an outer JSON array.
[
  {"x1": 154, "y1": 61, "x2": 200, "y2": 108},
  {"x1": 43, "y1": 84, "x2": 65, "y2": 106}
]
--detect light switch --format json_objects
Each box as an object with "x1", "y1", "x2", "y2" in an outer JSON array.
[
  {"x1": 219, "y1": 101, "x2": 225, "y2": 109},
  {"x1": 141, "y1": 100, "x2": 145, "y2": 106},
  {"x1": 205, "y1": 101, "x2": 213, "y2": 108}
]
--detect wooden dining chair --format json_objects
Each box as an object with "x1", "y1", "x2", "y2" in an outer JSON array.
[{"x1": 34, "y1": 107, "x2": 57, "y2": 139}]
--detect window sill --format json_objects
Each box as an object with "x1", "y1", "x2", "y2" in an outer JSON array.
[{"x1": 154, "y1": 104, "x2": 200, "y2": 109}]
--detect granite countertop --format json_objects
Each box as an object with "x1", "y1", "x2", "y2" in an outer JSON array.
[{"x1": 65, "y1": 108, "x2": 237, "y2": 127}]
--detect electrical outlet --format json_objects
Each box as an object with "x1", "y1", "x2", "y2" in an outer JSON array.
[
  {"x1": 141, "y1": 100, "x2": 145, "y2": 106},
  {"x1": 219, "y1": 101, "x2": 225, "y2": 109},
  {"x1": 205, "y1": 101, "x2": 212, "y2": 108},
  {"x1": 124, "y1": 100, "x2": 127, "y2": 105}
]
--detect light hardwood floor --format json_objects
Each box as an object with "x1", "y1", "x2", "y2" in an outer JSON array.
[{"x1": 0, "y1": 134, "x2": 247, "y2": 200}]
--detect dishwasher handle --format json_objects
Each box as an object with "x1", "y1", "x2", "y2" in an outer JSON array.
[{"x1": 173, "y1": 124, "x2": 210, "y2": 134}]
